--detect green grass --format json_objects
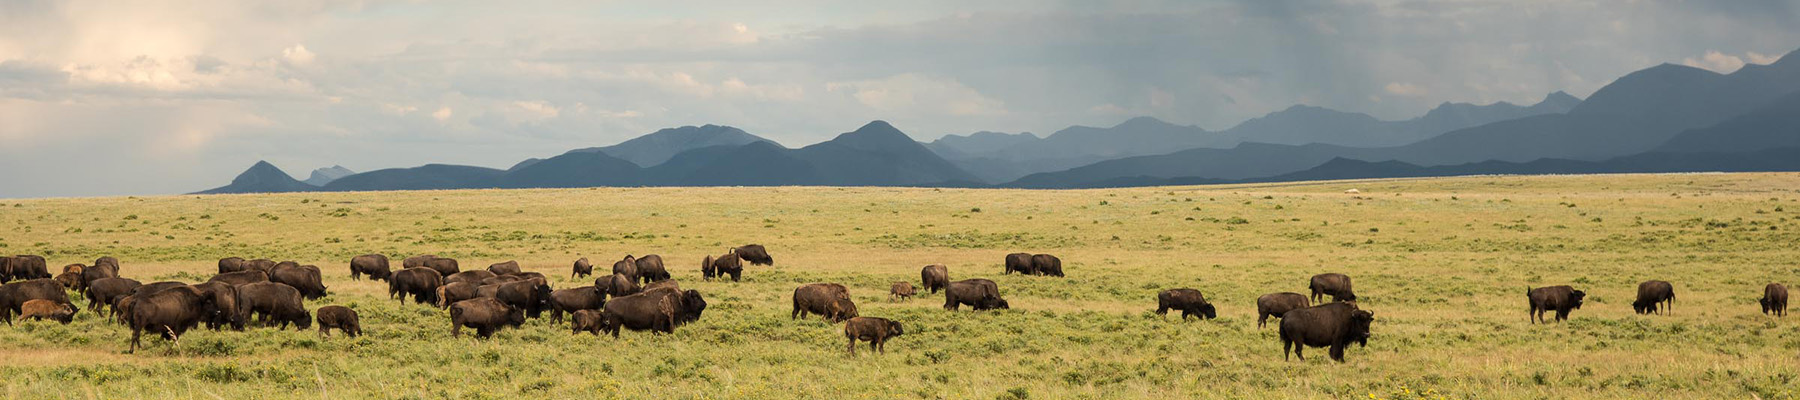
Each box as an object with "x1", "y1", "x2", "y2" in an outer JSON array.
[{"x1": 2, "y1": 173, "x2": 1799, "y2": 398}]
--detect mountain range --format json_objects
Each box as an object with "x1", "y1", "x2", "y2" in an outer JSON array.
[{"x1": 199, "y1": 48, "x2": 1800, "y2": 194}]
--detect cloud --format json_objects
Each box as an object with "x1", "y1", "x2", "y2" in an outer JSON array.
[
  {"x1": 826, "y1": 74, "x2": 1008, "y2": 117},
  {"x1": 1747, "y1": 51, "x2": 1782, "y2": 65},
  {"x1": 1682, "y1": 50, "x2": 1746, "y2": 73},
  {"x1": 432, "y1": 106, "x2": 452, "y2": 121},
  {"x1": 282, "y1": 44, "x2": 315, "y2": 64},
  {"x1": 1383, "y1": 82, "x2": 1428, "y2": 97}
]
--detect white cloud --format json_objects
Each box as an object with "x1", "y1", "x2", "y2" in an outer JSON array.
[
  {"x1": 1746, "y1": 51, "x2": 1782, "y2": 65},
  {"x1": 1682, "y1": 50, "x2": 1746, "y2": 73},
  {"x1": 432, "y1": 106, "x2": 452, "y2": 121},
  {"x1": 1383, "y1": 82, "x2": 1428, "y2": 97},
  {"x1": 282, "y1": 44, "x2": 315, "y2": 64},
  {"x1": 827, "y1": 74, "x2": 1008, "y2": 117}
]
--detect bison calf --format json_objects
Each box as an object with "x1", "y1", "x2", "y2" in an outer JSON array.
[
  {"x1": 19, "y1": 299, "x2": 78, "y2": 324},
  {"x1": 1278, "y1": 302, "x2": 1374, "y2": 362},
  {"x1": 844, "y1": 317, "x2": 903, "y2": 355},
  {"x1": 1156, "y1": 288, "x2": 1217, "y2": 321},
  {"x1": 572, "y1": 257, "x2": 594, "y2": 280},
  {"x1": 571, "y1": 309, "x2": 605, "y2": 335},
  {"x1": 890, "y1": 282, "x2": 916, "y2": 302},
  {"x1": 315, "y1": 305, "x2": 362, "y2": 338},
  {"x1": 1527, "y1": 285, "x2": 1586, "y2": 324},
  {"x1": 1633, "y1": 280, "x2": 1675, "y2": 315}
]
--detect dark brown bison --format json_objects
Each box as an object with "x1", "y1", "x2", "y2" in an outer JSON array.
[
  {"x1": 706, "y1": 252, "x2": 744, "y2": 282},
  {"x1": 648, "y1": 287, "x2": 707, "y2": 325},
  {"x1": 54, "y1": 272, "x2": 82, "y2": 290},
  {"x1": 218, "y1": 257, "x2": 250, "y2": 273},
  {"x1": 85, "y1": 277, "x2": 142, "y2": 314},
  {"x1": 1256, "y1": 292, "x2": 1311, "y2": 329},
  {"x1": 435, "y1": 281, "x2": 480, "y2": 309},
  {"x1": 6, "y1": 255, "x2": 50, "y2": 281},
  {"x1": 572, "y1": 257, "x2": 594, "y2": 280},
  {"x1": 1, "y1": 279, "x2": 69, "y2": 325},
  {"x1": 793, "y1": 283, "x2": 858, "y2": 322},
  {"x1": 94, "y1": 256, "x2": 120, "y2": 272},
  {"x1": 78, "y1": 262, "x2": 119, "y2": 293},
  {"x1": 315, "y1": 305, "x2": 361, "y2": 338},
  {"x1": 571, "y1": 309, "x2": 605, "y2": 335},
  {"x1": 236, "y1": 282, "x2": 311, "y2": 330},
  {"x1": 515, "y1": 272, "x2": 549, "y2": 286},
  {"x1": 1633, "y1": 280, "x2": 1675, "y2": 315},
  {"x1": 1156, "y1": 288, "x2": 1217, "y2": 320},
  {"x1": 844, "y1": 316, "x2": 903, "y2": 355},
  {"x1": 1003, "y1": 253, "x2": 1034, "y2": 275},
  {"x1": 421, "y1": 257, "x2": 459, "y2": 276},
  {"x1": 389, "y1": 267, "x2": 443, "y2": 305},
  {"x1": 595, "y1": 273, "x2": 641, "y2": 299},
  {"x1": 1278, "y1": 302, "x2": 1374, "y2": 362},
  {"x1": 734, "y1": 244, "x2": 773, "y2": 266},
  {"x1": 450, "y1": 297, "x2": 524, "y2": 339},
  {"x1": 548, "y1": 286, "x2": 604, "y2": 323},
  {"x1": 269, "y1": 264, "x2": 328, "y2": 300},
  {"x1": 445, "y1": 270, "x2": 498, "y2": 285},
  {"x1": 920, "y1": 264, "x2": 949, "y2": 294},
  {"x1": 1527, "y1": 285, "x2": 1586, "y2": 323},
  {"x1": 1030, "y1": 254, "x2": 1063, "y2": 277},
  {"x1": 19, "y1": 299, "x2": 77, "y2": 324},
  {"x1": 890, "y1": 282, "x2": 916, "y2": 302},
  {"x1": 190, "y1": 281, "x2": 244, "y2": 331},
  {"x1": 126, "y1": 285, "x2": 216, "y2": 353},
  {"x1": 402, "y1": 254, "x2": 439, "y2": 269},
  {"x1": 1308, "y1": 273, "x2": 1356, "y2": 303},
  {"x1": 245, "y1": 259, "x2": 278, "y2": 272},
  {"x1": 113, "y1": 281, "x2": 187, "y2": 324},
  {"x1": 596, "y1": 290, "x2": 686, "y2": 337},
  {"x1": 495, "y1": 280, "x2": 553, "y2": 319},
  {"x1": 1764, "y1": 283, "x2": 1789, "y2": 317},
  {"x1": 487, "y1": 260, "x2": 522, "y2": 276},
  {"x1": 633, "y1": 255, "x2": 669, "y2": 283},
  {"x1": 612, "y1": 256, "x2": 640, "y2": 282},
  {"x1": 943, "y1": 279, "x2": 1008, "y2": 311},
  {"x1": 349, "y1": 254, "x2": 391, "y2": 281},
  {"x1": 701, "y1": 254, "x2": 717, "y2": 280},
  {"x1": 208, "y1": 270, "x2": 269, "y2": 286}
]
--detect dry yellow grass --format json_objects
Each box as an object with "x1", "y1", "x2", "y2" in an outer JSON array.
[{"x1": 0, "y1": 172, "x2": 1797, "y2": 398}]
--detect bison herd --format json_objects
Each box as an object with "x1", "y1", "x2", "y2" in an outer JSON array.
[{"x1": 0, "y1": 249, "x2": 1793, "y2": 362}]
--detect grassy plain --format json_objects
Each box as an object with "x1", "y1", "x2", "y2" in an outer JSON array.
[{"x1": 1, "y1": 173, "x2": 1798, "y2": 399}]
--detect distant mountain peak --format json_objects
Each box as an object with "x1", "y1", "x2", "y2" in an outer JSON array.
[
  {"x1": 566, "y1": 124, "x2": 775, "y2": 167},
  {"x1": 831, "y1": 120, "x2": 922, "y2": 152},
  {"x1": 303, "y1": 165, "x2": 355, "y2": 186},
  {"x1": 1114, "y1": 116, "x2": 1183, "y2": 129},
  {"x1": 196, "y1": 160, "x2": 317, "y2": 194}
]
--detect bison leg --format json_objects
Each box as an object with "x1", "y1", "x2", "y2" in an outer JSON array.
[
  {"x1": 848, "y1": 337, "x2": 857, "y2": 355},
  {"x1": 1328, "y1": 344, "x2": 1345, "y2": 362},
  {"x1": 129, "y1": 326, "x2": 142, "y2": 354},
  {"x1": 1258, "y1": 313, "x2": 1269, "y2": 329},
  {"x1": 477, "y1": 327, "x2": 494, "y2": 339},
  {"x1": 1291, "y1": 341, "x2": 1303, "y2": 361},
  {"x1": 1181, "y1": 309, "x2": 1194, "y2": 321}
]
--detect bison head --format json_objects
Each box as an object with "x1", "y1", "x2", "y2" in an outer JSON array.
[
  {"x1": 1349, "y1": 310, "x2": 1375, "y2": 347},
  {"x1": 1570, "y1": 290, "x2": 1587, "y2": 309},
  {"x1": 294, "y1": 310, "x2": 314, "y2": 330},
  {"x1": 980, "y1": 297, "x2": 1010, "y2": 311},
  {"x1": 506, "y1": 306, "x2": 526, "y2": 327},
  {"x1": 1198, "y1": 303, "x2": 1218, "y2": 320},
  {"x1": 681, "y1": 290, "x2": 707, "y2": 322},
  {"x1": 886, "y1": 320, "x2": 904, "y2": 337},
  {"x1": 1632, "y1": 299, "x2": 1654, "y2": 314}
]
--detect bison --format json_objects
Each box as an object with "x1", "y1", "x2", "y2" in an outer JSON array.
[
  {"x1": 19, "y1": 299, "x2": 77, "y2": 324},
  {"x1": 236, "y1": 282, "x2": 311, "y2": 330},
  {"x1": 890, "y1": 282, "x2": 916, "y2": 302},
  {"x1": 734, "y1": 244, "x2": 773, "y2": 266},
  {"x1": 706, "y1": 252, "x2": 744, "y2": 282},
  {"x1": 349, "y1": 254, "x2": 391, "y2": 281},
  {"x1": 435, "y1": 282, "x2": 480, "y2": 309},
  {"x1": 487, "y1": 260, "x2": 522, "y2": 276},
  {"x1": 943, "y1": 279, "x2": 1008, "y2": 311},
  {"x1": 1278, "y1": 302, "x2": 1374, "y2": 362},
  {"x1": 548, "y1": 286, "x2": 605, "y2": 323},
  {"x1": 113, "y1": 281, "x2": 188, "y2": 325},
  {"x1": 793, "y1": 283, "x2": 858, "y2": 322},
  {"x1": 85, "y1": 277, "x2": 142, "y2": 314},
  {"x1": 572, "y1": 257, "x2": 594, "y2": 280},
  {"x1": 920, "y1": 264, "x2": 949, "y2": 294},
  {"x1": 612, "y1": 256, "x2": 640, "y2": 282},
  {"x1": 208, "y1": 270, "x2": 269, "y2": 286},
  {"x1": 595, "y1": 273, "x2": 641, "y2": 299},
  {"x1": 1764, "y1": 283, "x2": 1789, "y2": 317},
  {"x1": 217, "y1": 257, "x2": 250, "y2": 274},
  {"x1": 445, "y1": 270, "x2": 498, "y2": 285},
  {"x1": 402, "y1": 254, "x2": 439, "y2": 269},
  {"x1": 389, "y1": 267, "x2": 443, "y2": 305},
  {"x1": 269, "y1": 264, "x2": 328, "y2": 300},
  {"x1": 1030, "y1": 254, "x2": 1063, "y2": 277},
  {"x1": 844, "y1": 316, "x2": 903, "y2": 355},
  {"x1": 1256, "y1": 292, "x2": 1311, "y2": 329},
  {"x1": 94, "y1": 256, "x2": 120, "y2": 273},
  {"x1": 1527, "y1": 285, "x2": 1586, "y2": 323},
  {"x1": 450, "y1": 297, "x2": 525, "y2": 339},
  {"x1": 315, "y1": 305, "x2": 361, "y2": 338},
  {"x1": 422, "y1": 257, "x2": 460, "y2": 276},
  {"x1": 629, "y1": 255, "x2": 668, "y2": 284},
  {"x1": 1156, "y1": 288, "x2": 1217, "y2": 320},
  {"x1": 6, "y1": 255, "x2": 50, "y2": 281},
  {"x1": 645, "y1": 287, "x2": 706, "y2": 326},
  {"x1": 126, "y1": 285, "x2": 216, "y2": 353},
  {"x1": 597, "y1": 290, "x2": 680, "y2": 337},
  {"x1": 78, "y1": 262, "x2": 120, "y2": 293},
  {"x1": 1309, "y1": 273, "x2": 1357, "y2": 303},
  {"x1": 54, "y1": 271, "x2": 82, "y2": 290},
  {"x1": 1003, "y1": 253, "x2": 1034, "y2": 275},
  {"x1": 571, "y1": 309, "x2": 605, "y2": 335},
  {"x1": 1633, "y1": 280, "x2": 1675, "y2": 315},
  {"x1": 190, "y1": 282, "x2": 244, "y2": 331},
  {"x1": 1, "y1": 279, "x2": 69, "y2": 325},
  {"x1": 495, "y1": 280, "x2": 554, "y2": 319}
]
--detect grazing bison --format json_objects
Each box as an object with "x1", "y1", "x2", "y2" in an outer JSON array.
[
  {"x1": 1003, "y1": 253, "x2": 1034, "y2": 275},
  {"x1": 113, "y1": 281, "x2": 188, "y2": 325},
  {"x1": 548, "y1": 286, "x2": 605, "y2": 323},
  {"x1": 612, "y1": 256, "x2": 640, "y2": 282},
  {"x1": 190, "y1": 282, "x2": 243, "y2": 331},
  {"x1": 701, "y1": 255, "x2": 717, "y2": 280},
  {"x1": 1156, "y1": 288, "x2": 1217, "y2": 320},
  {"x1": 1633, "y1": 280, "x2": 1675, "y2": 315},
  {"x1": 943, "y1": 279, "x2": 1008, "y2": 311},
  {"x1": 1764, "y1": 283, "x2": 1789, "y2": 317},
  {"x1": 63, "y1": 263, "x2": 85, "y2": 275},
  {"x1": 217, "y1": 257, "x2": 250, "y2": 273},
  {"x1": 844, "y1": 317, "x2": 904, "y2": 355},
  {"x1": 236, "y1": 282, "x2": 311, "y2": 330},
  {"x1": 707, "y1": 252, "x2": 744, "y2": 282},
  {"x1": 403, "y1": 254, "x2": 439, "y2": 269},
  {"x1": 79, "y1": 262, "x2": 120, "y2": 293},
  {"x1": 635, "y1": 255, "x2": 669, "y2": 284},
  {"x1": 734, "y1": 244, "x2": 773, "y2": 266},
  {"x1": 1527, "y1": 285, "x2": 1587, "y2": 323},
  {"x1": 269, "y1": 264, "x2": 328, "y2": 300},
  {"x1": 595, "y1": 273, "x2": 641, "y2": 299},
  {"x1": 450, "y1": 297, "x2": 524, "y2": 339},
  {"x1": 643, "y1": 287, "x2": 707, "y2": 326},
  {"x1": 920, "y1": 264, "x2": 949, "y2": 294},
  {"x1": 793, "y1": 283, "x2": 858, "y2": 322},
  {"x1": 571, "y1": 309, "x2": 605, "y2": 335},
  {"x1": 890, "y1": 282, "x2": 916, "y2": 302},
  {"x1": 54, "y1": 272, "x2": 82, "y2": 290},
  {"x1": 315, "y1": 305, "x2": 361, "y2": 338},
  {"x1": 435, "y1": 282, "x2": 480, "y2": 309},
  {"x1": 1030, "y1": 254, "x2": 1063, "y2": 277},
  {"x1": 125, "y1": 286, "x2": 216, "y2": 353},
  {"x1": 209, "y1": 270, "x2": 269, "y2": 286},
  {"x1": 94, "y1": 256, "x2": 120, "y2": 272},
  {"x1": 445, "y1": 270, "x2": 498, "y2": 285},
  {"x1": 19, "y1": 299, "x2": 77, "y2": 324},
  {"x1": 1256, "y1": 292, "x2": 1312, "y2": 329},
  {"x1": 349, "y1": 254, "x2": 391, "y2": 281},
  {"x1": 487, "y1": 260, "x2": 522, "y2": 276},
  {"x1": 389, "y1": 268, "x2": 444, "y2": 305},
  {"x1": 1, "y1": 279, "x2": 70, "y2": 325},
  {"x1": 596, "y1": 291, "x2": 676, "y2": 337},
  {"x1": 572, "y1": 257, "x2": 594, "y2": 280},
  {"x1": 1309, "y1": 273, "x2": 1357, "y2": 303},
  {"x1": 85, "y1": 277, "x2": 142, "y2": 314},
  {"x1": 495, "y1": 280, "x2": 553, "y2": 319},
  {"x1": 6, "y1": 255, "x2": 50, "y2": 281},
  {"x1": 422, "y1": 257, "x2": 460, "y2": 276},
  {"x1": 1278, "y1": 302, "x2": 1375, "y2": 362}
]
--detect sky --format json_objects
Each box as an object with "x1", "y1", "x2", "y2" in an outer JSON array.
[{"x1": 2, "y1": 0, "x2": 1798, "y2": 198}]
